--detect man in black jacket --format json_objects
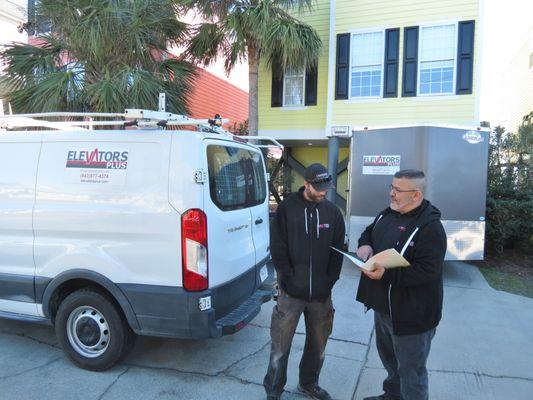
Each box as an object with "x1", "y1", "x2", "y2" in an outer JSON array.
[
  {"x1": 263, "y1": 163, "x2": 345, "y2": 400},
  {"x1": 356, "y1": 169, "x2": 447, "y2": 400}
]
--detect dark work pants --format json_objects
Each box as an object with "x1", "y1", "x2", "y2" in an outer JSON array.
[
  {"x1": 263, "y1": 290, "x2": 334, "y2": 397},
  {"x1": 375, "y1": 312, "x2": 436, "y2": 400}
]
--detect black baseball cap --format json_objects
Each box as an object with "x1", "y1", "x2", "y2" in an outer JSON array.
[{"x1": 304, "y1": 163, "x2": 334, "y2": 191}]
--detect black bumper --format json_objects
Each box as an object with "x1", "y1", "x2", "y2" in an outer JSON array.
[{"x1": 119, "y1": 257, "x2": 275, "y2": 339}]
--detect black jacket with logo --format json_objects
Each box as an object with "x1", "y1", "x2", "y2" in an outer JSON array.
[
  {"x1": 271, "y1": 187, "x2": 345, "y2": 301},
  {"x1": 356, "y1": 200, "x2": 447, "y2": 335}
]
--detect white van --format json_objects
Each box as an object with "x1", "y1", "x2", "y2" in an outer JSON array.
[{"x1": 0, "y1": 110, "x2": 277, "y2": 371}]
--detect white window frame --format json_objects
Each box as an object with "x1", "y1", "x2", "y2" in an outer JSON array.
[
  {"x1": 348, "y1": 28, "x2": 386, "y2": 100},
  {"x1": 282, "y1": 67, "x2": 305, "y2": 107},
  {"x1": 417, "y1": 20, "x2": 459, "y2": 97}
]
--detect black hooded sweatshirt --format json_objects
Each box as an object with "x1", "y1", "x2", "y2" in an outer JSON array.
[
  {"x1": 356, "y1": 200, "x2": 447, "y2": 335},
  {"x1": 271, "y1": 187, "x2": 345, "y2": 301}
]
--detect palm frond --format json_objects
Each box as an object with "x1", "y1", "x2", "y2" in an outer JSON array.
[
  {"x1": 1, "y1": 0, "x2": 196, "y2": 113},
  {"x1": 186, "y1": 22, "x2": 227, "y2": 66},
  {"x1": 271, "y1": 0, "x2": 315, "y2": 14},
  {"x1": 177, "y1": 0, "x2": 238, "y2": 20},
  {"x1": 261, "y1": 9, "x2": 322, "y2": 70}
]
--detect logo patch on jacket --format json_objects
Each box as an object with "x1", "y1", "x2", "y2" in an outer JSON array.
[
  {"x1": 409, "y1": 241, "x2": 415, "y2": 247},
  {"x1": 398, "y1": 226, "x2": 406, "y2": 231},
  {"x1": 318, "y1": 224, "x2": 330, "y2": 229}
]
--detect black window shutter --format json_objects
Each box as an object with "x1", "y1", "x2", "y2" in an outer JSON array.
[
  {"x1": 402, "y1": 26, "x2": 419, "y2": 97},
  {"x1": 456, "y1": 20, "x2": 475, "y2": 95},
  {"x1": 383, "y1": 28, "x2": 400, "y2": 98},
  {"x1": 305, "y1": 64, "x2": 318, "y2": 106},
  {"x1": 335, "y1": 33, "x2": 350, "y2": 100},
  {"x1": 271, "y1": 64, "x2": 283, "y2": 107}
]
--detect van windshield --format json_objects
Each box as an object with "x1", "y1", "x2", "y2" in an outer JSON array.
[{"x1": 207, "y1": 145, "x2": 267, "y2": 211}]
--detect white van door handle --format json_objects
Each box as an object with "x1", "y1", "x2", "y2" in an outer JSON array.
[{"x1": 255, "y1": 218, "x2": 263, "y2": 225}]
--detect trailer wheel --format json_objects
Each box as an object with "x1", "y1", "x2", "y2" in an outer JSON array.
[{"x1": 55, "y1": 289, "x2": 135, "y2": 371}]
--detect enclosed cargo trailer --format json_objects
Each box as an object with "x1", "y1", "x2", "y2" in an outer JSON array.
[{"x1": 347, "y1": 125, "x2": 490, "y2": 260}]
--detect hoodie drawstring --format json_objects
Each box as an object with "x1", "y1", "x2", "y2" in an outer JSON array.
[
  {"x1": 304, "y1": 207, "x2": 308, "y2": 235},
  {"x1": 400, "y1": 227, "x2": 420, "y2": 256},
  {"x1": 316, "y1": 208, "x2": 320, "y2": 238}
]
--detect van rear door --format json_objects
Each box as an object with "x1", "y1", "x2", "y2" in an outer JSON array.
[
  {"x1": 204, "y1": 141, "x2": 258, "y2": 287},
  {"x1": 246, "y1": 151, "x2": 269, "y2": 275}
]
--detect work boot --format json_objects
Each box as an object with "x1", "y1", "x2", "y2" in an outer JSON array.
[
  {"x1": 297, "y1": 384, "x2": 332, "y2": 400},
  {"x1": 363, "y1": 394, "x2": 401, "y2": 400},
  {"x1": 266, "y1": 395, "x2": 280, "y2": 400}
]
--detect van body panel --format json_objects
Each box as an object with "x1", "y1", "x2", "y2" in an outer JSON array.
[
  {"x1": 168, "y1": 132, "x2": 204, "y2": 215},
  {"x1": 117, "y1": 255, "x2": 272, "y2": 339},
  {"x1": 0, "y1": 132, "x2": 41, "y2": 315},
  {"x1": 33, "y1": 132, "x2": 181, "y2": 286},
  {"x1": 0, "y1": 298, "x2": 42, "y2": 316}
]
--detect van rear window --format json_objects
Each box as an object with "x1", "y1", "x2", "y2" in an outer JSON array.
[{"x1": 207, "y1": 145, "x2": 267, "y2": 211}]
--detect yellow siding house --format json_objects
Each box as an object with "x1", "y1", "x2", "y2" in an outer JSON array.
[{"x1": 258, "y1": 0, "x2": 483, "y2": 210}]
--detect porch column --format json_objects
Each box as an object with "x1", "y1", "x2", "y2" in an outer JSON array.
[{"x1": 326, "y1": 136, "x2": 339, "y2": 203}]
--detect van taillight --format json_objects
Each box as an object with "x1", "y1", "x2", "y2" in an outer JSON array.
[{"x1": 181, "y1": 209, "x2": 208, "y2": 291}]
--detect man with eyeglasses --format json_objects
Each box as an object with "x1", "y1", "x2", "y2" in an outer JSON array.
[
  {"x1": 264, "y1": 163, "x2": 345, "y2": 400},
  {"x1": 356, "y1": 169, "x2": 447, "y2": 400}
]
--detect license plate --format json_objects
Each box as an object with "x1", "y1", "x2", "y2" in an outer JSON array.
[{"x1": 260, "y1": 265, "x2": 268, "y2": 282}]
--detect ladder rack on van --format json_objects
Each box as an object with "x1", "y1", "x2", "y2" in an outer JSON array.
[{"x1": 0, "y1": 109, "x2": 284, "y2": 149}]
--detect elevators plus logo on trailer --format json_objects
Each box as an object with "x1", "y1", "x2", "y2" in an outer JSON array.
[
  {"x1": 362, "y1": 155, "x2": 401, "y2": 175},
  {"x1": 65, "y1": 148, "x2": 129, "y2": 185}
]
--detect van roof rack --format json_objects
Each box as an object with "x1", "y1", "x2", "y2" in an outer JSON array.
[{"x1": 0, "y1": 109, "x2": 283, "y2": 149}]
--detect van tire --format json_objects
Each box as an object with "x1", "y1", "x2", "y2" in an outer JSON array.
[{"x1": 55, "y1": 289, "x2": 135, "y2": 371}]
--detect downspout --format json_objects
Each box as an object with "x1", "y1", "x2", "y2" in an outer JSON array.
[
  {"x1": 325, "y1": 0, "x2": 336, "y2": 138},
  {"x1": 325, "y1": 0, "x2": 338, "y2": 204},
  {"x1": 474, "y1": 0, "x2": 484, "y2": 125}
]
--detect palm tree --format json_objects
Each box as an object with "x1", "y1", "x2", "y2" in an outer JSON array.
[
  {"x1": 0, "y1": 0, "x2": 196, "y2": 114},
  {"x1": 182, "y1": 0, "x2": 322, "y2": 135}
]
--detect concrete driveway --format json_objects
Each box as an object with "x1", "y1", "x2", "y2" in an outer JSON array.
[{"x1": 0, "y1": 261, "x2": 532, "y2": 400}]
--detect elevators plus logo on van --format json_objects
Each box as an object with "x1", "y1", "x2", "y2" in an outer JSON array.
[
  {"x1": 65, "y1": 148, "x2": 129, "y2": 185},
  {"x1": 362, "y1": 155, "x2": 401, "y2": 175},
  {"x1": 66, "y1": 149, "x2": 129, "y2": 169}
]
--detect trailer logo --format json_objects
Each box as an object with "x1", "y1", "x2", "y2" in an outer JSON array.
[
  {"x1": 66, "y1": 149, "x2": 129, "y2": 169},
  {"x1": 363, "y1": 155, "x2": 401, "y2": 166},
  {"x1": 462, "y1": 131, "x2": 484, "y2": 144},
  {"x1": 362, "y1": 155, "x2": 401, "y2": 175}
]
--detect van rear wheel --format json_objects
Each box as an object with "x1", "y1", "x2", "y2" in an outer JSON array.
[{"x1": 55, "y1": 289, "x2": 135, "y2": 371}]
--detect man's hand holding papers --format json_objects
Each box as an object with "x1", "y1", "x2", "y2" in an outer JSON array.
[{"x1": 331, "y1": 247, "x2": 410, "y2": 277}]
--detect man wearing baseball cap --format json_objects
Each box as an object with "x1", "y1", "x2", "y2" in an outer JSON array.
[{"x1": 264, "y1": 163, "x2": 345, "y2": 400}]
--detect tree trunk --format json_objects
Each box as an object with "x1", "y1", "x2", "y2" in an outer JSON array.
[{"x1": 248, "y1": 46, "x2": 259, "y2": 136}]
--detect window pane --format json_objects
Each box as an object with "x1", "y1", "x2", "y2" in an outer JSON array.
[
  {"x1": 442, "y1": 81, "x2": 453, "y2": 93},
  {"x1": 352, "y1": 32, "x2": 384, "y2": 66},
  {"x1": 283, "y1": 72, "x2": 304, "y2": 106},
  {"x1": 419, "y1": 60, "x2": 454, "y2": 94},
  {"x1": 207, "y1": 146, "x2": 266, "y2": 211},
  {"x1": 350, "y1": 31, "x2": 383, "y2": 98},
  {"x1": 420, "y1": 24, "x2": 455, "y2": 61},
  {"x1": 419, "y1": 24, "x2": 456, "y2": 95},
  {"x1": 351, "y1": 66, "x2": 381, "y2": 97},
  {"x1": 420, "y1": 83, "x2": 430, "y2": 94}
]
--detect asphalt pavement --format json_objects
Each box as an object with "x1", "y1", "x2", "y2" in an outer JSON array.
[{"x1": 0, "y1": 260, "x2": 531, "y2": 400}]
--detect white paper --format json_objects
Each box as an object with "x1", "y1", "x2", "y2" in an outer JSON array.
[{"x1": 331, "y1": 247, "x2": 410, "y2": 271}]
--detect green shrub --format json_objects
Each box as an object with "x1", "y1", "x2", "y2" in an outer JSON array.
[{"x1": 485, "y1": 123, "x2": 532, "y2": 255}]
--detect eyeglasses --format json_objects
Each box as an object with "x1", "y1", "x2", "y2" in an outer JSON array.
[{"x1": 389, "y1": 184, "x2": 418, "y2": 193}]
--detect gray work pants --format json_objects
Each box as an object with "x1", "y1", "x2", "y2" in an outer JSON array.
[
  {"x1": 375, "y1": 312, "x2": 436, "y2": 400},
  {"x1": 263, "y1": 290, "x2": 334, "y2": 397}
]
